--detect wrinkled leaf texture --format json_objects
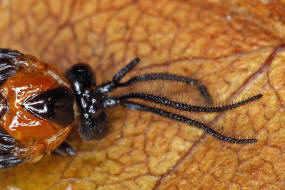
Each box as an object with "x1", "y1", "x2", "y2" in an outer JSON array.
[{"x1": 0, "y1": 0, "x2": 284, "y2": 189}]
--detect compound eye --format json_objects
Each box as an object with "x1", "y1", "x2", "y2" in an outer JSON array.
[{"x1": 22, "y1": 86, "x2": 74, "y2": 126}]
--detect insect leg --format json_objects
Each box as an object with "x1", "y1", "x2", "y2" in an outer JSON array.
[
  {"x1": 114, "y1": 93, "x2": 262, "y2": 112},
  {"x1": 0, "y1": 128, "x2": 23, "y2": 169},
  {"x1": 119, "y1": 100, "x2": 257, "y2": 144},
  {"x1": 53, "y1": 141, "x2": 76, "y2": 157}
]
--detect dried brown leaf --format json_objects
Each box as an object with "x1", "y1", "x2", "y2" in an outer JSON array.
[{"x1": 0, "y1": 0, "x2": 284, "y2": 189}]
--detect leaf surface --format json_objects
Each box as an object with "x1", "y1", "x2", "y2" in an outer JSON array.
[{"x1": 0, "y1": 0, "x2": 284, "y2": 189}]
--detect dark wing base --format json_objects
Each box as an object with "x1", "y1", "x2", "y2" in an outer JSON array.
[
  {"x1": 0, "y1": 128, "x2": 22, "y2": 169},
  {"x1": 0, "y1": 156, "x2": 22, "y2": 169},
  {"x1": 0, "y1": 48, "x2": 22, "y2": 85}
]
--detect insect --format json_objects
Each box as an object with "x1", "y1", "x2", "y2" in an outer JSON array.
[{"x1": 0, "y1": 48, "x2": 262, "y2": 169}]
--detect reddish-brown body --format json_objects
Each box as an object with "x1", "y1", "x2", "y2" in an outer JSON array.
[{"x1": 0, "y1": 55, "x2": 72, "y2": 163}]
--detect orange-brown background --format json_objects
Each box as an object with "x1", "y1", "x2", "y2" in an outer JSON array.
[{"x1": 0, "y1": 0, "x2": 285, "y2": 189}]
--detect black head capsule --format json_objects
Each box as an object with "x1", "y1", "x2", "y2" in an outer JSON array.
[{"x1": 66, "y1": 64, "x2": 109, "y2": 140}]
